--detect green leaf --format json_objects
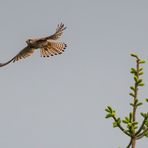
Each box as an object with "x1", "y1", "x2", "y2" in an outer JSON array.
[
  {"x1": 136, "y1": 102, "x2": 143, "y2": 107},
  {"x1": 122, "y1": 116, "x2": 130, "y2": 124},
  {"x1": 145, "y1": 98, "x2": 148, "y2": 103},
  {"x1": 127, "y1": 123, "x2": 132, "y2": 128},
  {"x1": 113, "y1": 121, "x2": 118, "y2": 128},
  {"x1": 139, "y1": 67, "x2": 143, "y2": 72},
  {"x1": 117, "y1": 118, "x2": 121, "y2": 124},
  {"x1": 130, "y1": 103, "x2": 134, "y2": 107},
  {"x1": 125, "y1": 117, "x2": 129, "y2": 121},
  {"x1": 131, "y1": 53, "x2": 138, "y2": 58},
  {"x1": 105, "y1": 114, "x2": 112, "y2": 118},
  {"x1": 137, "y1": 79, "x2": 143, "y2": 84},
  {"x1": 135, "y1": 99, "x2": 138, "y2": 104},
  {"x1": 139, "y1": 72, "x2": 144, "y2": 75},
  {"x1": 112, "y1": 111, "x2": 116, "y2": 116},
  {"x1": 138, "y1": 83, "x2": 144, "y2": 87},
  {"x1": 139, "y1": 60, "x2": 146, "y2": 64},
  {"x1": 134, "y1": 76, "x2": 138, "y2": 82},
  {"x1": 130, "y1": 86, "x2": 135, "y2": 91},
  {"x1": 129, "y1": 92, "x2": 135, "y2": 97},
  {"x1": 134, "y1": 126, "x2": 138, "y2": 129},
  {"x1": 142, "y1": 125, "x2": 146, "y2": 130},
  {"x1": 144, "y1": 130, "x2": 148, "y2": 137},
  {"x1": 145, "y1": 120, "x2": 148, "y2": 127},
  {"x1": 107, "y1": 106, "x2": 113, "y2": 112},
  {"x1": 130, "y1": 68, "x2": 137, "y2": 74},
  {"x1": 122, "y1": 120, "x2": 128, "y2": 124},
  {"x1": 105, "y1": 108, "x2": 110, "y2": 113},
  {"x1": 133, "y1": 122, "x2": 138, "y2": 125},
  {"x1": 141, "y1": 113, "x2": 147, "y2": 118}
]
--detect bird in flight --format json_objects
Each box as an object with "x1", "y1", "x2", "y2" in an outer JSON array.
[{"x1": 0, "y1": 23, "x2": 67, "y2": 67}]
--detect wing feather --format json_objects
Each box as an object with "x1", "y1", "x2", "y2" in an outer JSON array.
[
  {"x1": 0, "y1": 46, "x2": 35, "y2": 67},
  {"x1": 44, "y1": 23, "x2": 66, "y2": 40},
  {"x1": 13, "y1": 46, "x2": 35, "y2": 62}
]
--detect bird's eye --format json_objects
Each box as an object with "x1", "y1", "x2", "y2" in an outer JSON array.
[
  {"x1": 28, "y1": 39, "x2": 32, "y2": 43},
  {"x1": 26, "y1": 39, "x2": 31, "y2": 44}
]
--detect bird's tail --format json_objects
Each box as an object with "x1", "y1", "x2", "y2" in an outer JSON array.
[
  {"x1": 0, "y1": 57, "x2": 14, "y2": 67},
  {"x1": 40, "y1": 42, "x2": 67, "y2": 57}
]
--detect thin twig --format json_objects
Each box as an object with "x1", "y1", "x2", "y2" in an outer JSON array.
[
  {"x1": 136, "y1": 127, "x2": 148, "y2": 140},
  {"x1": 126, "y1": 139, "x2": 132, "y2": 148},
  {"x1": 136, "y1": 117, "x2": 147, "y2": 136},
  {"x1": 112, "y1": 116, "x2": 131, "y2": 137}
]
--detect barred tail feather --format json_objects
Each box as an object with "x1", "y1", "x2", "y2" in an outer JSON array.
[{"x1": 40, "y1": 42, "x2": 67, "y2": 57}]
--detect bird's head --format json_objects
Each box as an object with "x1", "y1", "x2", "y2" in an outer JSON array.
[{"x1": 26, "y1": 39, "x2": 34, "y2": 45}]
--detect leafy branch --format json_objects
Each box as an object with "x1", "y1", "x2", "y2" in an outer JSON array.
[{"x1": 105, "y1": 53, "x2": 148, "y2": 148}]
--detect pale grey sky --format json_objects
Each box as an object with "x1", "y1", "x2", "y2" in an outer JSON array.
[{"x1": 0, "y1": 0, "x2": 148, "y2": 148}]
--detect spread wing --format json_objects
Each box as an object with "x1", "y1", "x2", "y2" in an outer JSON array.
[
  {"x1": 0, "y1": 46, "x2": 35, "y2": 67},
  {"x1": 44, "y1": 23, "x2": 66, "y2": 40},
  {"x1": 13, "y1": 46, "x2": 35, "y2": 62}
]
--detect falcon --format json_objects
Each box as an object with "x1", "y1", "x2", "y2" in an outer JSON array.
[{"x1": 0, "y1": 23, "x2": 67, "y2": 67}]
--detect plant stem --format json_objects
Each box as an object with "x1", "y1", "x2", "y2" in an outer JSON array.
[
  {"x1": 136, "y1": 117, "x2": 147, "y2": 136},
  {"x1": 133, "y1": 59, "x2": 139, "y2": 121},
  {"x1": 131, "y1": 137, "x2": 136, "y2": 148},
  {"x1": 126, "y1": 139, "x2": 132, "y2": 148},
  {"x1": 131, "y1": 58, "x2": 140, "y2": 148},
  {"x1": 136, "y1": 127, "x2": 148, "y2": 139}
]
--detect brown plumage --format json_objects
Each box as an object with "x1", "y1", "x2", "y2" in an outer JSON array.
[{"x1": 0, "y1": 23, "x2": 67, "y2": 67}]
